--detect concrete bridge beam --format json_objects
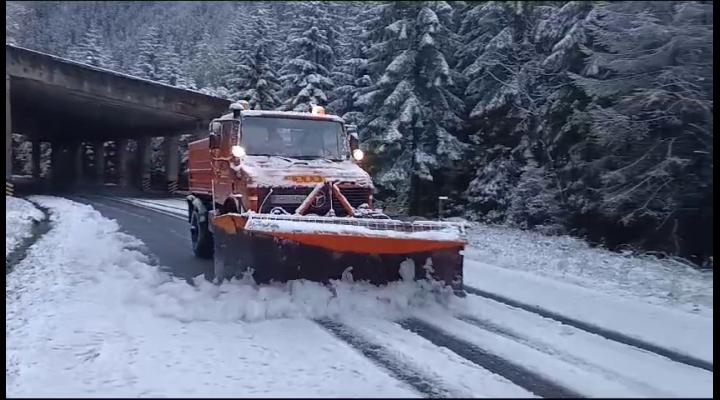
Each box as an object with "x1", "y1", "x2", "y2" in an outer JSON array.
[{"x1": 165, "y1": 135, "x2": 179, "y2": 194}]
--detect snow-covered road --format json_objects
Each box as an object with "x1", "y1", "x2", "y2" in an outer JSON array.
[{"x1": 5, "y1": 195, "x2": 714, "y2": 397}]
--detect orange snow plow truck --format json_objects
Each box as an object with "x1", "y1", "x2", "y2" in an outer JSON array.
[{"x1": 186, "y1": 101, "x2": 466, "y2": 295}]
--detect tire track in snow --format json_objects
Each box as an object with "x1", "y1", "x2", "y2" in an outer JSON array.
[
  {"x1": 398, "y1": 317, "x2": 581, "y2": 398},
  {"x1": 314, "y1": 318, "x2": 455, "y2": 398},
  {"x1": 464, "y1": 284, "x2": 714, "y2": 372},
  {"x1": 455, "y1": 314, "x2": 666, "y2": 395}
]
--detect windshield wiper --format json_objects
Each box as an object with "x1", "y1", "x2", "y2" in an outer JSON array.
[
  {"x1": 291, "y1": 155, "x2": 341, "y2": 161},
  {"x1": 250, "y1": 154, "x2": 294, "y2": 162}
]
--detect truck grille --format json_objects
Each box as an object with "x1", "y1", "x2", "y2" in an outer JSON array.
[
  {"x1": 334, "y1": 186, "x2": 371, "y2": 209},
  {"x1": 260, "y1": 186, "x2": 371, "y2": 216}
]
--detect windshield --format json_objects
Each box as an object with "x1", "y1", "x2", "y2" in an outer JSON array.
[{"x1": 240, "y1": 116, "x2": 346, "y2": 160}]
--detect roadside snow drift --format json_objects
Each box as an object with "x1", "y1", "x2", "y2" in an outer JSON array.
[
  {"x1": 5, "y1": 196, "x2": 44, "y2": 257},
  {"x1": 6, "y1": 196, "x2": 451, "y2": 397}
]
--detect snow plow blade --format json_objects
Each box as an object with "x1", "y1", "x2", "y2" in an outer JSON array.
[{"x1": 212, "y1": 213, "x2": 466, "y2": 294}]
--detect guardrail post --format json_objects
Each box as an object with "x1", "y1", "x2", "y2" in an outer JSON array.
[
  {"x1": 6, "y1": 74, "x2": 12, "y2": 180},
  {"x1": 138, "y1": 137, "x2": 152, "y2": 191}
]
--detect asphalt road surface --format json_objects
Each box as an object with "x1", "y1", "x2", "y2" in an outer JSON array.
[{"x1": 70, "y1": 194, "x2": 208, "y2": 282}]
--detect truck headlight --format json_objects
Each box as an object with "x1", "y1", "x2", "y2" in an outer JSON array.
[
  {"x1": 232, "y1": 145, "x2": 246, "y2": 158},
  {"x1": 352, "y1": 149, "x2": 364, "y2": 161}
]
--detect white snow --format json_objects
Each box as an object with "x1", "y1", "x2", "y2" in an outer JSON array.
[
  {"x1": 6, "y1": 195, "x2": 713, "y2": 397},
  {"x1": 449, "y1": 294, "x2": 713, "y2": 397},
  {"x1": 238, "y1": 156, "x2": 374, "y2": 188},
  {"x1": 5, "y1": 196, "x2": 454, "y2": 397},
  {"x1": 245, "y1": 216, "x2": 464, "y2": 242},
  {"x1": 412, "y1": 313, "x2": 678, "y2": 397},
  {"x1": 463, "y1": 260, "x2": 713, "y2": 365},
  {"x1": 463, "y1": 223, "x2": 713, "y2": 315},
  {"x1": 338, "y1": 317, "x2": 536, "y2": 398},
  {"x1": 5, "y1": 196, "x2": 44, "y2": 257}
]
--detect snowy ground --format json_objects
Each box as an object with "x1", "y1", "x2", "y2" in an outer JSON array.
[
  {"x1": 6, "y1": 196, "x2": 714, "y2": 397},
  {"x1": 464, "y1": 223, "x2": 713, "y2": 315},
  {"x1": 6, "y1": 196, "x2": 44, "y2": 257},
  {"x1": 5, "y1": 196, "x2": 456, "y2": 397}
]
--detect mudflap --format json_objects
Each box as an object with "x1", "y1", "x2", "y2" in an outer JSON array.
[{"x1": 213, "y1": 228, "x2": 464, "y2": 294}]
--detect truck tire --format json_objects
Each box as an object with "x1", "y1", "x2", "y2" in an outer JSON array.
[{"x1": 190, "y1": 208, "x2": 213, "y2": 259}]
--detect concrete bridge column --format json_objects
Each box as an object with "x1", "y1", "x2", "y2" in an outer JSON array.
[
  {"x1": 117, "y1": 139, "x2": 130, "y2": 187},
  {"x1": 32, "y1": 140, "x2": 41, "y2": 180},
  {"x1": 73, "y1": 142, "x2": 84, "y2": 185},
  {"x1": 165, "y1": 135, "x2": 179, "y2": 194},
  {"x1": 6, "y1": 74, "x2": 12, "y2": 184},
  {"x1": 137, "y1": 137, "x2": 152, "y2": 191},
  {"x1": 93, "y1": 141, "x2": 105, "y2": 185},
  {"x1": 50, "y1": 141, "x2": 67, "y2": 186}
]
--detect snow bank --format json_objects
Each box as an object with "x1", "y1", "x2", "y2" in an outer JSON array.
[
  {"x1": 464, "y1": 223, "x2": 713, "y2": 314},
  {"x1": 5, "y1": 196, "x2": 44, "y2": 257},
  {"x1": 6, "y1": 196, "x2": 451, "y2": 396}
]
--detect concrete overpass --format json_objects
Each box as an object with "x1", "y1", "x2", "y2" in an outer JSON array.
[{"x1": 6, "y1": 44, "x2": 231, "y2": 194}]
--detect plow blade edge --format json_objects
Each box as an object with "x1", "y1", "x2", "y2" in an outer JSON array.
[{"x1": 212, "y1": 214, "x2": 465, "y2": 293}]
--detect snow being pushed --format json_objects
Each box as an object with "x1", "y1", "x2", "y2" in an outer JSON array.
[
  {"x1": 6, "y1": 196, "x2": 44, "y2": 257},
  {"x1": 8, "y1": 196, "x2": 453, "y2": 327},
  {"x1": 245, "y1": 214, "x2": 465, "y2": 242}
]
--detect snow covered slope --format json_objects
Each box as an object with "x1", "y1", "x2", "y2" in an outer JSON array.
[
  {"x1": 6, "y1": 196, "x2": 44, "y2": 257},
  {"x1": 463, "y1": 223, "x2": 713, "y2": 314},
  {"x1": 462, "y1": 223, "x2": 713, "y2": 366}
]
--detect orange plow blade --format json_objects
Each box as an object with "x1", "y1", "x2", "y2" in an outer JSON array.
[{"x1": 212, "y1": 213, "x2": 466, "y2": 295}]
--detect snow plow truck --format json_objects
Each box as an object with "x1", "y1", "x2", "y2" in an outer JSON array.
[{"x1": 186, "y1": 101, "x2": 466, "y2": 295}]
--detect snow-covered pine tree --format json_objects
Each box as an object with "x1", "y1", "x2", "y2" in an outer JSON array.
[
  {"x1": 506, "y1": 147, "x2": 563, "y2": 232},
  {"x1": 6, "y1": 2, "x2": 34, "y2": 46},
  {"x1": 132, "y1": 25, "x2": 164, "y2": 81},
  {"x1": 66, "y1": 23, "x2": 116, "y2": 69},
  {"x1": 223, "y1": 14, "x2": 251, "y2": 101},
  {"x1": 458, "y1": 1, "x2": 593, "y2": 223},
  {"x1": 569, "y1": 1, "x2": 713, "y2": 256},
  {"x1": 357, "y1": 1, "x2": 466, "y2": 215},
  {"x1": 279, "y1": 15, "x2": 335, "y2": 112},
  {"x1": 11, "y1": 135, "x2": 33, "y2": 176},
  {"x1": 188, "y1": 31, "x2": 222, "y2": 90},
  {"x1": 157, "y1": 45, "x2": 185, "y2": 87},
  {"x1": 231, "y1": 18, "x2": 282, "y2": 110},
  {"x1": 326, "y1": 4, "x2": 379, "y2": 123}
]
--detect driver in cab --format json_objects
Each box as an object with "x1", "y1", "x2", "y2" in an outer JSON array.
[{"x1": 251, "y1": 127, "x2": 285, "y2": 155}]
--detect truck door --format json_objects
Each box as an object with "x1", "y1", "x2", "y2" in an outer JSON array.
[{"x1": 211, "y1": 120, "x2": 238, "y2": 206}]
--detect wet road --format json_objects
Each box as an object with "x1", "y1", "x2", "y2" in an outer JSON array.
[{"x1": 70, "y1": 194, "x2": 209, "y2": 281}]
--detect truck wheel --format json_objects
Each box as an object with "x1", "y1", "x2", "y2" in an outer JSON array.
[{"x1": 190, "y1": 208, "x2": 213, "y2": 259}]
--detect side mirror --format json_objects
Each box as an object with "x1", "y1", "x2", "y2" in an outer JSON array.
[
  {"x1": 208, "y1": 132, "x2": 220, "y2": 149},
  {"x1": 347, "y1": 125, "x2": 359, "y2": 148},
  {"x1": 208, "y1": 121, "x2": 222, "y2": 149}
]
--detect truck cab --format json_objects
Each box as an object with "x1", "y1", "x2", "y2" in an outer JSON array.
[{"x1": 186, "y1": 103, "x2": 375, "y2": 256}]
